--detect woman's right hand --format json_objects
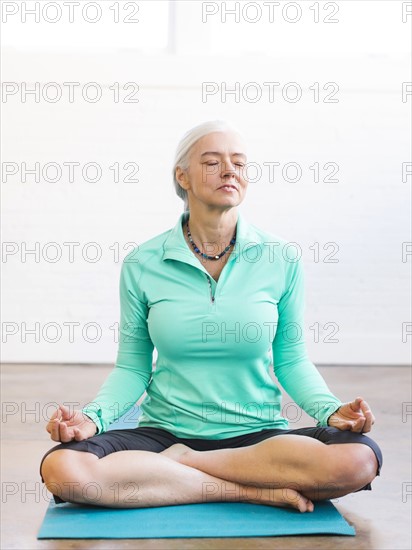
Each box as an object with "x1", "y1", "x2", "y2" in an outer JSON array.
[{"x1": 46, "y1": 403, "x2": 98, "y2": 442}]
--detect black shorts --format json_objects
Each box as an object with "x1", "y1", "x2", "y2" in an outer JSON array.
[{"x1": 40, "y1": 425, "x2": 383, "y2": 504}]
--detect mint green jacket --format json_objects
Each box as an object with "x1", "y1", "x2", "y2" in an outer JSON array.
[{"x1": 82, "y1": 210, "x2": 342, "y2": 438}]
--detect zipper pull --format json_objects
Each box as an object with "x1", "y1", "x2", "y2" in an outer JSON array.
[{"x1": 206, "y1": 274, "x2": 215, "y2": 303}]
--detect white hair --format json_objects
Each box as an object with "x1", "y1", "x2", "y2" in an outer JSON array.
[{"x1": 172, "y1": 120, "x2": 245, "y2": 212}]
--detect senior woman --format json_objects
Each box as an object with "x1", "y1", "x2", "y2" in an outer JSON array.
[{"x1": 40, "y1": 120, "x2": 382, "y2": 513}]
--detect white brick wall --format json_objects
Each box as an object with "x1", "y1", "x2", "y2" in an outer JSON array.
[{"x1": 1, "y1": 49, "x2": 410, "y2": 364}]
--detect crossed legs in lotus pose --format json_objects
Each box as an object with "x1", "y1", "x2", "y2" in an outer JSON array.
[{"x1": 41, "y1": 434, "x2": 378, "y2": 513}]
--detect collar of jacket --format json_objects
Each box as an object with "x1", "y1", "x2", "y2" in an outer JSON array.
[{"x1": 162, "y1": 209, "x2": 261, "y2": 264}]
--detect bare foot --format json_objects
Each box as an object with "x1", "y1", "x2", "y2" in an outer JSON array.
[
  {"x1": 160, "y1": 443, "x2": 193, "y2": 462},
  {"x1": 161, "y1": 445, "x2": 314, "y2": 513},
  {"x1": 243, "y1": 486, "x2": 314, "y2": 513}
]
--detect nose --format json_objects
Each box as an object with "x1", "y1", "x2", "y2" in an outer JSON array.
[{"x1": 221, "y1": 159, "x2": 238, "y2": 179}]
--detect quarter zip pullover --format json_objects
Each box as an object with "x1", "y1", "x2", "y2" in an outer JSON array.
[{"x1": 82, "y1": 210, "x2": 342, "y2": 438}]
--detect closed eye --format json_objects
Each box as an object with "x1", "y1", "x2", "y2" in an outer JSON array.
[{"x1": 206, "y1": 162, "x2": 245, "y2": 167}]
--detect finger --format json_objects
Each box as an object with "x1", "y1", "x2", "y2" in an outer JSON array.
[
  {"x1": 344, "y1": 421, "x2": 356, "y2": 431},
  {"x1": 46, "y1": 414, "x2": 55, "y2": 433},
  {"x1": 59, "y1": 422, "x2": 73, "y2": 443},
  {"x1": 359, "y1": 399, "x2": 374, "y2": 418},
  {"x1": 362, "y1": 413, "x2": 372, "y2": 433},
  {"x1": 331, "y1": 418, "x2": 353, "y2": 431},
  {"x1": 351, "y1": 416, "x2": 366, "y2": 433},
  {"x1": 50, "y1": 419, "x2": 62, "y2": 442},
  {"x1": 59, "y1": 403, "x2": 72, "y2": 421},
  {"x1": 361, "y1": 407, "x2": 373, "y2": 432},
  {"x1": 46, "y1": 420, "x2": 54, "y2": 434},
  {"x1": 48, "y1": 407, "x2": 60, "y2": 423},
  {"x1": 350, "y1": 397, "x2": 363, "y2": 412},
  {"x1": 359, "y1": 398, "x2": 370, "y2": 414},
  {"x1": 73, "y1": 427, "x2": 84, "y2": 442},
  {"x1": 47, "y1": 406, "x2": 62, "y2": 428},
  {"x1": 358, "y1": 399, "x2": 375, "y2": 432}
]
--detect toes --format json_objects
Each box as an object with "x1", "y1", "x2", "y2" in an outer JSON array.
[{"x1": 282, "y1": 488, "x2": 313, "y2": 513}]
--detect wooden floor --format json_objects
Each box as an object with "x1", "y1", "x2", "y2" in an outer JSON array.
[{"x1": 1, "y1": 364, "x2": 411, "y2": 549}]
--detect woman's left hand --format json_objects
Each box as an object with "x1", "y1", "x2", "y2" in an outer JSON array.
[{"x1": 327, "y1": 396, "x2": 375, "y2": 433}]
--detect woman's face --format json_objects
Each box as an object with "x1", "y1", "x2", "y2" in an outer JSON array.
[{"x1": 177, "y1": 131, "x2": 249, "y2": 211}]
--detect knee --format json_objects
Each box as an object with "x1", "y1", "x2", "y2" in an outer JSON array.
[
  {"x1": 335, "y1": 445, "x2": 378, "y2": 490},
  {"x1": 41, "y1": 450, "x2": 96, "y2": 503}
]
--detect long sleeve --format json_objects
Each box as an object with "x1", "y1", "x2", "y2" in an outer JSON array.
[
  {"x1": 82, "y1": 253, "x2": 154, "y2": 434},
  {"x1": 272, "y1": 256, "x2": 342, "y2": 426}
]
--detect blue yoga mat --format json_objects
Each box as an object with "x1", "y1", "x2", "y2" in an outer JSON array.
[{"x1": 37, "y1": 500, "x2": 355, "y2": 539}]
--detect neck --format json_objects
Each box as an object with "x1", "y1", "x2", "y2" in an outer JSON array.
[{"x1": 183, "y1": 206, "x2": 238, "y2": 254}]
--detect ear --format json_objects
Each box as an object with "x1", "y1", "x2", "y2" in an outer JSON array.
[{"x1": 175, "y1": 166, "x2": 189, "y2": 190}]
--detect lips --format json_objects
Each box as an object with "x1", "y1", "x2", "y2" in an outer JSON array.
[{"x1": 218, "y1": 184, "x2": 237, "y2": 190}]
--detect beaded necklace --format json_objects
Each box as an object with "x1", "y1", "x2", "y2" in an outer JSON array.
[{"x1": 186, "y1": 221, "x2": 236, "y2": 261}]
